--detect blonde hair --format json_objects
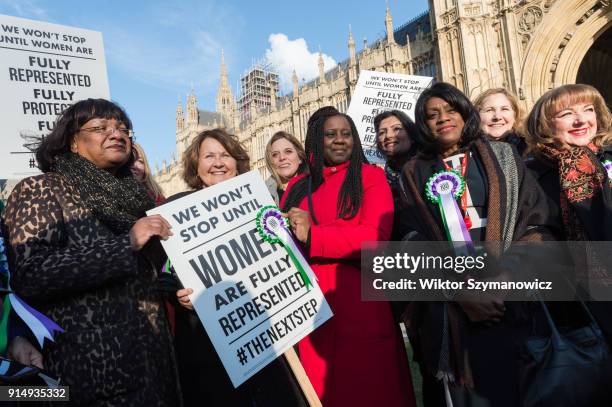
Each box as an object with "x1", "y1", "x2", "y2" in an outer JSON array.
[
  {"x1": 264, "y1": 131, "x2": 307, "y2": 186},
  {"x1": 525, "y1": 84, "x2": 612, "y2": 152},
  {"x1": 474, "y1": 88, "x2": 524, "y2": 135},
  {"x1": 132, "y1": 143, "x2": 164, "y2": 200}
]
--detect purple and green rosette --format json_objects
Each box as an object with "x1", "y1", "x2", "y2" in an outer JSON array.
[
  {"x1": 0, "y1": 236, "x2": 63, "y2": 353},
  {"x1": 425, "y1": 170, "x2": 472, "y2": 244},
  {"x1": 602, "y1": 160, "x2": 612, "y2": 180},
  {"x1": 255, "y1": 205, "x2": 314, "y2": 290}
]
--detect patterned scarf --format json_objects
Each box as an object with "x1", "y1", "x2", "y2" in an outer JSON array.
[
  {"x1": 54, "y1": 153, "x2": 155, "y2": 234},
  {"x1": 539, "y1": 143, "x2": 607, "y2": 240},
  {"x1": 539, "y1": 143, "x2": 612, "y2": 287}
]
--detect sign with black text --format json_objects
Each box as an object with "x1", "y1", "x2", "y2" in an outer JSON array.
[
  {"x1": 347, "y1": 70, "x2": 432, "y2": 164},
  {"x1": 148, "y1": 171, "x2": 333, "y2": 387},
  {"x1": 0, "y1": 14, "x2": 110, "y2": 179}
]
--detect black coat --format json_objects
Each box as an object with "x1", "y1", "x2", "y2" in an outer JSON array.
[
  {"x1": 497, "y1": 131, "x2": 528, "y2": 157},
  {"x1": 527, "y1": 146, "x2": 612, "y2": 340},
  {"x1": 399, "y1": 138, "x2": 557, "y2": 407}
]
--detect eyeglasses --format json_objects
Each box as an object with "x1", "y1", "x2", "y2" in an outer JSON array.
[{"x1": 80, "y1": 126, "x2": 135, "y2": 141}]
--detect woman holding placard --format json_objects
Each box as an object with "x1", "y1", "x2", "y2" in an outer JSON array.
[
  {"x1": 399, "y1": 82, "x2": 554, "y2": 406},
  {"x1": 374, "y1": 110, "x2": 418, "y2": 185},
  {"x1": 169, "y1": 128, "x2": 306, "y2": 406},
  {"x1": 282, "y1": 106, "x2": 415, "y2": 407},
  {"x1": 3, "y1": 99, "x2": 180, "y2": 405},
  {"x1": 373, "y1": 109, "x2": 418, "y2": 241}
]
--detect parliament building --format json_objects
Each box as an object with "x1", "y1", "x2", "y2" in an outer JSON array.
[{"x1": 155, "y1": 0, "x2": 612, "y2": 195}]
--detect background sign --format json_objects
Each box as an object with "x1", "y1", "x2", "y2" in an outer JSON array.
[
  {"x1": 148, "y1": 171, "x2": 333, "y2": 387},
  {"x1": 0, "y1": 14, "x2": 110, "y2": 179},
  {"x1": 347, "y1": 70, "x2": 432, "y2": 164}
]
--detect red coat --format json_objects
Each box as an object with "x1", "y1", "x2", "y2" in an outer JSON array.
[{"x1": 282, "y1": 162, "x2": 415, "y2": 407}]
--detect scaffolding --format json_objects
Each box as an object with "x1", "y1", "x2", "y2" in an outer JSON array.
[{"x1": 238, "y1": 58, "x2": 280, "y2": 122}]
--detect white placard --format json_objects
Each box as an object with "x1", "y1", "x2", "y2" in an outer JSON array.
[
  {"x1": 347, "y1": 70, "x2": 433, "y2": 164},
  {"x1": 0, "y1": 14, "x2": 110, "y2": 179},
  {"x1": 148, "y1": 171, "x2": 333, "y2": 387}
]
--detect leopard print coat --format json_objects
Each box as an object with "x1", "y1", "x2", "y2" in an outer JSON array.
[{"x1": 2, "y1": 173, "x2": 181, "y2": 406}]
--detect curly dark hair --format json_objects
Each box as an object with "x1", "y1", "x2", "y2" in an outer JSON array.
[
  {"x1": 36, "y1": 98, "x2": 134, "y2": 172},
  {"x1": 282, "y1": 106, "x2": 367, "y2": 220},
  {"x1": 182, "y1": 128, "x2": 250, "y2": 190},
  {"x1": 413, "y1": 82, "x2": 484, "y2": 157}
]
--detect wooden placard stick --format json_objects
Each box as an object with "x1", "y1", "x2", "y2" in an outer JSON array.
[{"x1": 283, "y1": 348, "x2": 321, "y2": 407}]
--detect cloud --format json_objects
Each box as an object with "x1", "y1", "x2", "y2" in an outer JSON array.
[
  {"x1": 0, "y1": 0, "x2": 48, "y2": 20},
  {"x1": 265, "y1": 33, "x2": 337, "y2": 94}
]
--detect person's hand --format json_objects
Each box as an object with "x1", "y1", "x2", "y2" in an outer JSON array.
[
  {"x1": 8, "y1": 336, "x2": 43, "y2": 369},
  {"x1": 457, "y1": 293, "x2": 505, "y2": 324},
  {"x1": 284, "y1": 208, "x2": 311, "y2": 243},
  {"x1": 177, "y1": 288, "x2": 194, "y2": 310},
  {"x1": 129, "y1": 215, "x2": 172, "y2": 251}
]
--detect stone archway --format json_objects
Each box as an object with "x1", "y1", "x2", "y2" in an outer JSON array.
[
  {"x1": 576, "y1": 26, "x2": 612, "y2": 106},
  {"x1": 519, "y1": 1, "x2": 612, "y2": 106}
]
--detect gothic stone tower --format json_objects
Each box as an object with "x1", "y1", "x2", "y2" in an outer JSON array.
[
  {"x1": 429, "y1": 0, "x2": 612, "y2": 105},
  {"x1": 216, "y1": 49, "x2": 237, "y2": 130}
]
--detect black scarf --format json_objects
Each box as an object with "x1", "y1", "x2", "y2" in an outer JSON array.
[
  {"x1": 384, "y1": 162, "x2": 400, "y2": 192},
  {"x1": 54, "y1": 153, "x2": 154, "y2": 234}
]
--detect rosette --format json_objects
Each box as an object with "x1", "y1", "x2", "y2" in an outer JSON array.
[
  {"x1": 256, "y1": 205, "x2": 314, "y2": 289},
  {"x1": 425, "y1": 170, "x2": 472, "y2": 244},
  {"x1": 0, "y1": 236, "x2": 63, "y2": 352}
]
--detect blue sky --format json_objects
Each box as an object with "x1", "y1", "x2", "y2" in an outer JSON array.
[{"x1": 0, "y1": 0, "x2": 428, "y2": 168}]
